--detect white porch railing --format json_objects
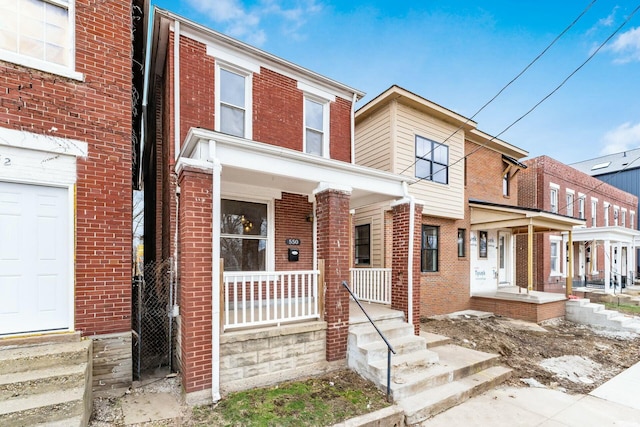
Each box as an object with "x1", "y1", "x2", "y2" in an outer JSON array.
[
  {"x1": 349, "y1": 268, "x2": 392, "y2": 305},
  {"x1": 222, "y1": 269, "x2": 321, "y2": 331}
]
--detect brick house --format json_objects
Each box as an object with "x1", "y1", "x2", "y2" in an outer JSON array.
[
  {"x1": 0, "y1": 0, "x2": 147, "y2": 393},
  {"x1": 143, "y1": 9, "x2": 423, "y2": 404},
  {"x1": 518, "y1": 156, "x2": 639, "y2": 294},
  {"x1": 353, "y1": 86, "x2": 584, "y2": 321}
]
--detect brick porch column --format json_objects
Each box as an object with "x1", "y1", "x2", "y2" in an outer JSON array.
[
  {"x1": 392, "y1": 201, "x2": 422, "y2": 335},
  {"x1": 315, "y1": 186, "x2": 351, "y2": 361},
  {"x1": 178, "y1": 166, "x2": 213, "y2": 398}
]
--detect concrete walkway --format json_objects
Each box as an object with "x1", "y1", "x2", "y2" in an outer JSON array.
[{"x1": 421, "y1": 361, "x2": 640, "y2": 426}]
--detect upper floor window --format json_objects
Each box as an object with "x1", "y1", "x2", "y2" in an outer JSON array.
[
  {"x1": 502, "y1": 171, "x2": 509, "y2": 196},
  {"x1": 591, "y1": 199, "x2": 597, "y2": 227},
  {"x1": 578, "y1": 195, "x2": 585, "y2": 220},
  {"x1": 416, "y1": 136, "x2": 448, "y2": 184},
  {"x1": 604, "y1": 203, "x2": 610, "y2": 226},
  {"x1": 566, "y1": 192, "x2": 574, "y2": 217},
  {"x1": 622, "y1": 209, "x2": 627, "y2": 227},
  {"x1": 216, "y1": 65, "x2": 252, "y2": 138},
  {"x1": 421, "y1": 225, "x2": 439, "y2": 272},
  {"x1": 550, "y1": 188, "x2": 558, "y2": 213},
  {"x1": 614, "y1": 206, "x2": 619, "y2": 226},
  {"x1": 0, "y1": 0, "x2": 80, "y2": 79},
  {"x1": 220, "y1": 199, "x2": 268, "y2": 271},
  {"x1": 354, "y1": 224, "x2": 371, "y2": 265},
  {"x1": 631, "y1": 211, "x2": 635, "y2": 229},
  {"x1": 304, "y1": 97, "x2": 329, "y2": 157}
]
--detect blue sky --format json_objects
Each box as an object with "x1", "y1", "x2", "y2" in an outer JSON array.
[{"x1": 152, "y1": 0, "x2": 640, "y2": 164}]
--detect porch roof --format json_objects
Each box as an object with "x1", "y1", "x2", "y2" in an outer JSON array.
[
  {"x1": 469, "y1": 199, "x2": 585, "y2": 234},
  {"x1": 176, "y1": 127, "x2": 414, "y2": 209},
  {"x1": 567, "y1": 225, "x2": 640, "y2": 244}
]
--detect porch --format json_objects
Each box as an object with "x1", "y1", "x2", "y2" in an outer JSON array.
[{"x1": 470, "y1": 286, "x2": 567, "y2": 323}]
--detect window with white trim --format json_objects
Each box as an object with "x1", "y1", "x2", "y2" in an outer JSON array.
[
  {"x1": 591, "y1": 199, "x2": 597, "y2": 227},
  {"x1": 416, "y1": 136, "x2": 448, "y2": 184},
  {"x1": 550, "y1": 188, "x2": 558, "y2": 213},
  {"x1": 566, "y1": 191, "x2": 574, "y2": 217},
  {"x1": 502, "y1": 171, "x2": 509, "y2": 196},
  {"x1": 0, "y1": 0, "x2": 79, "y2": 78},
  {"x1": 550, "y1": 238, "x2": 561, "y2": 276},
  {"x1": 216, "y1": 64, "x2": 252, "y2": 138},
  {"x1": 631, "y1": 211, "x2": 635, "y2": 230},
  {"x1": 578, "y1": 195, "x2": 585, "y2": 220},
  {"x1": 622, "y1": 209, "x2": 627, "y2": 227},
  {"x1": 304, "y1": 97, "x2": 329, "y2": 157},
  {"x1": 220, "y1": 199, "x2": 268, "y2": 271},
  {"x1": 614, "y1": 206, "x2": 619, "y2": 226},
  {"x1": 604, "y1": 202, "x2": 610, "y2": 226}
]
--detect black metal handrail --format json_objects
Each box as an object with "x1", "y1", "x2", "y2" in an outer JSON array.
[{"x1": 342, "y1": 281, "x2": 396, "y2": 401}]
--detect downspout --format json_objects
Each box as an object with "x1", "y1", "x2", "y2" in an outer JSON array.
[
  {"x1": 209, "y1": 141, "x2": 221, "y2": 402},
  {"x1": 402, "y1": 182, "x2": 415, "y2": 327},
  {"x1": 173, "y1": 20, "x2": 180, "y2": 160},
  {"x1": 350, "y1": 92, "x2": 357, "y2": 165}
]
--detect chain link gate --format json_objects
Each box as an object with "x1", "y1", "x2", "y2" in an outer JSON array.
[{"x1": 132, "y1": 258, "x2": 176, "y2": 380}]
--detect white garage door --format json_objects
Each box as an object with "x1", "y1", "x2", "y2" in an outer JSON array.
[{"x1": 0, "y1": 182, "x2": 70, "y2": 335}]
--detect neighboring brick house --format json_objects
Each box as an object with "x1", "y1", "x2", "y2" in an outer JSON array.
[
  {"x1": 353, "y1": 86, "x2": 583, "y2": 318},
  {"x1": 0, "y1": 0, "x2": 147, "y2": 393},
  {"x1": 143, "y1": 9, "x2": 419, "y2": 404},
  {"x1": 518, "y1": 156, "x2": 639, "y2": 294}
]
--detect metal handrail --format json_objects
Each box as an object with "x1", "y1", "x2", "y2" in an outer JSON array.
[{"x1": 342, "y1": 281, "x2": 396, "y2": 401}]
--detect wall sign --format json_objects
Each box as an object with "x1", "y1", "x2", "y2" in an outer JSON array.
[{"x1": 285, "y1": 238, "x2": 301, "y2": 245}]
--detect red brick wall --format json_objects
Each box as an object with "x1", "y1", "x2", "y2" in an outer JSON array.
[
  {"x1": 178, "y1": 167, "x2": 214, "y2": 394},
  {"x1": 275, "y1": 193, "x2": 314, "y2": 270},
  {"x1": 470, "y1": 297, "x2": 565, "y2": 323},
  {"x1": 330, "y1": 97, "x2": 353, "y2": 163},
  {"x1": 0, "y1": 0, "x2": 133, "y2": 336},
  {"x1": 315, "y1": 189, "x2": 351, "y2": 361},
  {"x1": 465, "y1": 140, "x2": 519, "y2": 205},
  {"x1": 419, "y1": 215, "x2": 471, "y2": 317}
]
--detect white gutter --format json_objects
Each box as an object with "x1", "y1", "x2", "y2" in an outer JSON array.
[
  {"x1": 209, "y1": 140, "x2": 221, "y2": 402},
  {"x1": 351, "y1": 92, "x2": 357, "y2": 165},
  {"x1": 401, "y1": 182, "x2": 415, "y2": 327},
  {"x1": 173, "y1": 20, "x2": 180, "y2": 160}
]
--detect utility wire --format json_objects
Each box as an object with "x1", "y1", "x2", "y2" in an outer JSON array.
[
  {"x1": 411, "y1": 2, "x2": 640, "y2": 186},
  {"x1": 400, "y1": 0, "x2": 598, "y2": 176}
]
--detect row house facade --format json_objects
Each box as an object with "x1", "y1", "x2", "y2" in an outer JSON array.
[
  {"x1": 143, "y1": 9, "x2": 422, "y2": 404},
  {"x1": 518, "y1": 156, "x2": 639, "y2": 293},
  {"x1": 0, "y1": 0, "x2": 147, "y2": 393}
]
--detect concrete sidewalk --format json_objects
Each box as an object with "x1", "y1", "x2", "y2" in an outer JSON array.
[{"x1": 421, "y1": 360, "x2": 640, "y2": 426}]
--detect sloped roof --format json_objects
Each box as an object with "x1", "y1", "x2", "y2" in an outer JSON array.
[{"x1": 570, "y1": 148, "x2": 640, "y2": 176}]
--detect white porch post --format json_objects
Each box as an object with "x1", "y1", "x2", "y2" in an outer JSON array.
[
  {"x1": 210, "y1": 144, "x2": 222, "y2": 402},
  {"x1": 604, "y1": 240, "x2": 612, "y2": 294}
]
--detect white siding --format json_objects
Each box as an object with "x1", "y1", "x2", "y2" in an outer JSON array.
[{"x1": 355, "y1": 105, "x2": 392, "y2": 172}]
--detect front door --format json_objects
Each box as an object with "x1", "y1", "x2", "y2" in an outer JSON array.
[
  {"x1": 498, "y1": 231, "x2": 510, "y2": 285},
  {"x1": 0, "y1": 182, "x2": 70, "y2": 335}
]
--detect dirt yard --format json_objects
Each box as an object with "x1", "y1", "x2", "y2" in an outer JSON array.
[{"x1": 421, "y1": 315, "x2": 640, "y2": 394}]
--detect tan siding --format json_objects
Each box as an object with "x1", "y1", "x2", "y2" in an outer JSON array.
[
  {"x1": 355, "y1": 105, "x2": 392, "y2": 172},
  {"x1": 395, "y1": 103, "x2": 465, "y2": 219},
  {"x1": 353, "y1": 203, "x2": 386, "y2": 268}
]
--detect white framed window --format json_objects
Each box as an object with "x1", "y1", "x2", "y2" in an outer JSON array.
[
  {"x1": 502, "y1": 171, "x2": 509, "y2": 196},
  {"x1": 220, "y1": 198, "x2": 272, "y2": 271},
  {"x1": 566, "y1": 190, "x2": 574, "y2": 217},
  {"x1": 614, "y1": 206, "x2": 620, "y2": 226},
  {"x1": 604, "y1": 202, "x2": 610, "y2": 226},
  {"x1": 304, "y1": 96, "x2": 330, "y2": 157},
  {"x1": 550, "y1": 237, "x2": 562, "y2": 276},
  {"x1": 631, "y1": 211, "x2": 635, "y2": 230},
  {"x1": 591, "y1": 198, "x2": 597, "y2": 227},
  {"x1": 550, "y1": 187, "x2": 558, "y2": 213},
  {"x1": 622, "y1": 208, "x2": 627, "y2": 227},
  {"x1": 0, "y1": 0, "x2": 81, "y2": 80},
  {"x1": 578, "y1": 194, "x2": 585, "y2": 220},
  {"x1": 215, "y1": 63, "x2": 253, "y2": 139}
]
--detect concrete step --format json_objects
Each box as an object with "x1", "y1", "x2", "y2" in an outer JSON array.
[
  {"x1": 0, "y1": 388, "x2": 85, "y2": 427},
  {"x1": 399, "y1": 365, "x2": 513, "y2": 426},
  {"x1": 368, "y1": 349, "x2": 440, "y2": 382},
  {"x1": 349, "y1": 319, "x2": 415, "y2": 346},
  {"x1": 0, "y1": 332, "x2": 81, "y2": 350},
  {"x1": 566, "y1": 298, "x2": 591, "y2": 307},
  {"x1": 0, "y1": 340, "x2": 91, "y2": 375},
  {"x1": 420, "y1": 331, "x2": 452, "y2": 348},
  {"x1": 358, "y1": 335, "x2": 427, "y2": 363},
  {"x1": 387, "y1": 344, "x2": 501, "y2": 401},
  {"x1": 0, "y1": 363, "x2": 88, "y2": 400}
]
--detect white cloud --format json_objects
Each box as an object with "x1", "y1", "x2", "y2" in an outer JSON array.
[
  {"x1": 600, "y1": 122, "x2": 640, "y2": 155},
  {"x1": 184, "y1": 0, "x2": 323, "y2": 46},
  {"x1": 606, "y1": 27, "x2": 640, "y2": 64}
]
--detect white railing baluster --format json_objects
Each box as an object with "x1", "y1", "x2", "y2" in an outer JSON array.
[{"x1": 348, "y1": 268, "x2": 392, "y2": 305}]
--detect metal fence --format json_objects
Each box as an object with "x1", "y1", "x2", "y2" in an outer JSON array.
[{"x1": 132, "y1": 258, "x2": 175, "y2": 380}]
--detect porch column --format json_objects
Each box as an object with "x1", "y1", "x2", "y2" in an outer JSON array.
[
  {"x1": 604, "y1": 240, "x2": 612, "y2": 294},
  {"x1": 565, "y1": 230, "x2": 573, "y2": 297},
  {"x1": 527, "y1": 222, "x2": 534, "y2": 292},
  {"x1": 178, "y1": 166, "x2": 214, "y2": 402},
  {"x1": 315, "y1": 185, "x2": 351, "y2": 362},
  {"x1": 391, "y1": 201, "x2": 422, "y2": 335}
]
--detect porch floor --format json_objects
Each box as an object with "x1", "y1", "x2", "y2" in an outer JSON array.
[
  {"x1": 472, "y1": 286, "x2": 566, "y2": 303},
  {"x1": 470, "y1": 286, "x2": 567, "y2": 323},
  {"x1": 349, "y1": 300, "x2": 403, "y2": 325}
]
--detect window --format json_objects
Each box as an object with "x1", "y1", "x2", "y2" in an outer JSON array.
[
  {"x1": 421, "y1": 225, "x2": 439, "y2": 272},
  {"x1": 631, "y1": 212, "x2": 635, "y2": 230},
  {"x1": 622, "y1": 209, "x2": 627, "y2": 227},
  {"x1": 502, "y1": 171, "x2": 509, "y2": 196},
  {"x1": 550, "y1": 188, "x2": 558, "y2": 213},
  {"x1": 614, "y1": 206, "x2": 619, "y2": 226},
  {"x1": 604, "y1": 203, "x2": 610, "y2": 226},
  {"x1": 220, "y1": 199, "x2": 268, "y2": 271},
  {"x1": 0, "y1": 0, "x2": 79, "y2": 79},
  {"x1": 566, "y1": 192, "x2": 574, "y2": 217},
  {"x1": 354, "y1": 224, "x2": 370, "y2": 265},
  {"x1": 591, "y1": 199, "x2": 597, "y2": 227},
  {"x1": 478, "y1": 230, "x2": 488, "y2": 259},
  {"x1": 550, "y1": 239, "x2": 561, "y2": 275},
  {"x1": 457, "y1": 229, "x2": 466, "y2": 258},
  {"x1": 415, "y1": 136, "x2": 448, "y2": 184},
  {"x1": 304, "y1": 97, "x2": 329, "y2": 157},
  {"x1": 578, "y1": 195, "x2": 585, "y2": 220}
]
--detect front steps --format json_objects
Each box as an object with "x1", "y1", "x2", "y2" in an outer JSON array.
[
  {"x1": 566, "y1": 298, "x2": 640, "y2": 333},
  {"x1": 348, "y1": 312, "x2": 511, "y2": 426},
  {"x1": 0, "y1": 335, "x2": 93, "y2": 427}
]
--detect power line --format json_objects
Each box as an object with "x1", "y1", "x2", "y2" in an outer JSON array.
[{"x1": 401, "y1": 0, "x2": 598, "y2": 176}]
